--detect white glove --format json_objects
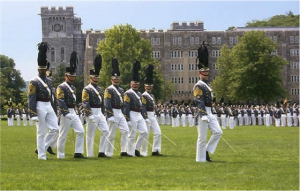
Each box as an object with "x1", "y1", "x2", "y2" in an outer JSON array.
[
  {"x1": 31, "y1": 116, "x2": 39, "y2": 122},
  {"x1": 145, "y1": 119, "x2": 151, "y2": 126},
  {"x1": 88, "y1": 115, "x2": 95, "y2": 120},
  {"x1": 65, "y1": 113, "x2": 73, "y2": 120},
  {"x1": 108, "y1": 117, "x2": 115, "y2": 123},
  {"x1": 127, "y1": 121, "x2": 131, "y2": 127},
  {"x1": 201, "y1": 115, "x2": 210, "y2": 123}
]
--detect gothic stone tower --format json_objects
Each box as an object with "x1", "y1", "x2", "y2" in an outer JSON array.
[{"x1": 40, "y1": 6, "x2": 86, "y2": 75}]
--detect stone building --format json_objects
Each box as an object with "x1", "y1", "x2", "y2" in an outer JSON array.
[{"x1": 40, "y1": 6, "x2": 299, "y2": 103}]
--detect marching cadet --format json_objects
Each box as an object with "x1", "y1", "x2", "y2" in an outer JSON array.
[
  {"x1": 286, "y1": 103, "x2": 292, "y2": 127},
  {"x1": 193, "y1": 42, "x2": 223, "y2": 162},
  {"x1": 274, "y1": 103, "x2": 281, "y2": 127},
  {"x1": 104, "y1": 58, "x2": 130, "y2": 157},
  {"x1": 28, "y1": 42, "x2": 59, "y2": 160},
  {"x1": 7, "y1": 102, "x2": 14, "y2": 126},
  {"x1": 123, "y1": 60, "x2": 149, "y2": 157},
  {"x1": 280, "y1": 103, "x2": 286, "y2": 127},
  {"x1": 82, "y1": 54, "x2": 109, "y2": 158},
  {"x1": 218, "y1": 104, "x2": 226, "y2": 129},
  {"x1": 227, "y1": 106, "x2": 234, "y2": 129},
  {"x1": 186, "y1": 105, "x2": 194, "y2": 127},
  {"x1": 265, "y1": 105, "x2": 271, "y2": 127},
  {"x1": 22, "y1": 104, "x2": 27, "y2": 126},
  {"x1": 292, "y1": 103, "x2": 299, "y2": 127},
  {"x1": 140, "y1": 64, "x2": 163, "y2": 156},
  {"x1": 15, "y1": 105, "x2": 21, "y2": 126},
  {"x1": 56, "y1": 51, "x2": 86, "y2": 159},
  {"x1": 172, "y1": 104, "x2": 180, "y2": 127}
]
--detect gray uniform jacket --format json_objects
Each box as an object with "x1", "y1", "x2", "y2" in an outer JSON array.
[
  {"x1": 123, "y1": 89, "x2": 147, "y2": 121},
  {"x1": 104, "y1": 85, "x2": 125, "y2": 119},
  {"x1": 142, "y1": 91, "x2": 156, "y2": 118},
  {"x1": 193, "y1": 79, "x2": 212, "y2": 117},
  {"x1": 82, "y1": 83, "x2": 105, "y2": 117},
  {"x1": 28, "y1": 75, "x2": 54, "y2": 118},
  {"x1": 56, "y1": 81, "x2": 77, "y2": 116}
]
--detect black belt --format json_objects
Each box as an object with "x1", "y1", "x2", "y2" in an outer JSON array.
[
  {"x1": 67, "y1": 104, "x2": 76, "y2": 108},
  {"x1": 90, "y1": 104, "x2": 102, "y2": 108},
  {"x1": 130, "y1": 108, "x2": 141, "y2": 112},
  {"x1": 112, "y1": 105, "x2": 122, "y2": 109},
  {"x1": 37, "y1": 98, "x2": 51, "y2": 102},
  {"x1": 205, "y1": 103, "x2": 212, "y2": 107},
  {"x1": 146, "y1": 107, "x2": 154, "y2": 111}
]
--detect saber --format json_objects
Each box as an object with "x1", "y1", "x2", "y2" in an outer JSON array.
[
  {"x1": 129, "y1": 125, "x2": 153, "y2": 148},
  {"x1": 161, "y1": 133, "x2": 177, "y2": 146},
  {"x1": 92, "y1": 120, "x2": 117, "y2": 151},
  {"x1": 222, "y1": 137, "x2": 237, "y2": 153}
]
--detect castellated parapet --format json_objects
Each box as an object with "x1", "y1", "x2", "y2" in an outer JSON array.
[
  {"x1": 40, "y1": 6, "x2": 74, "y2": 16},
  {"x1": 170, "y1": 21, "x2": 204, "y2": 31}
]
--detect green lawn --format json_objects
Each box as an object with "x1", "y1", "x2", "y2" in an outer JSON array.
[{"x1": 0, "y1": 121, "x2": 299, "y2": 190}]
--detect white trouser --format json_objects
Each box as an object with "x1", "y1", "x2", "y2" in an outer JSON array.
[
  {"x1": 188, "y1": 115, "x2": 194, "y2": 127},
  {"x1": 172, "y1": 117, "x2": 176, "y2": 127},
  {"x1": 226, "y1": 117, "x2": 229, "y2": 127},
  {"x1": 238, "y1": 114, "x2": 243, "y2": 126},
  {"x1": 166, "y1": 115, "x2": 171, "y2": 125},
  {"x1": 229, "y1": 116, "x2": 234, "y2": 129},
  {"x1": 22, "y1": 114, "x2": 27, "y2": 126},
  {"x1": 105, "y1": 109, "x2": 129, "y2": 157},
  {"x1": 29, "y1": 117, "x2": 33, "y2": 126},
  {"x1": 140, "y1": 111, "x2": 162, "y2": 156},
  {"x1": 86, "y1": 108, "x2": 109, "y2": 157},
  {"x1": 127, "y1": 111, "x2": 148, "y2": 156},
  {"x1": 251, "y1": 114, "x2": 256, "y2": 125},
  {"x1": 196, "y1": 107, "x2": 223, "y2": 162},
  {"x1": 181, "y1": 114, "x2": 186, "y2": 127},
  {"x1": 275, "y1": 118, "x2": 281, "y2": 127},
  {"x1": 36, "y1": 101, "x2": 59, "y2": 160},
  {"x1": 244, "y1": 115, "x2": 248, "y2": 125},
  {"x1": 57, "y1": 108, "x2": 85, "y2": 159},
  {"x1": 8, "y1": 117, "x2": 13, "y2": 126},
  {"x1": 281, "y1": 114, "x2": 286, "y2": 127},
  {"x1": 293, "y1": 114, "x2": 298, "y2": 127},
  {"x1": 265, "y1": 114, "x2": 270, "y2": 127},
  {"x1": 221, "y1": 114, "x2": 226, "y2": 129},
  {"x1": 287, "y1": 113, "x2": 292, "y2": 127},
  {"x1": 160, "y1": 114, "x2": 165, "y2": 125},
  {"x1": 16, "y1": 115, "x2": 20, "y2": 126}
]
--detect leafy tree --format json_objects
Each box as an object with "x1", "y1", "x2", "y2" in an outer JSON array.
[
  {"x1": 226, "y1": 26, "x2": 235, "y2": 31},
  {"x1": 246, "y1": 11, "x2": 299, "y2": 27},
  {"x1": 97, "y1": 24, "x2": 171, "y2": 101},
  {"x1": 0, "y1": 54, "x2": 26, "y2": 106},
  {"x1": 212, "y1": 31, "x2": 288, "y2": 103}
]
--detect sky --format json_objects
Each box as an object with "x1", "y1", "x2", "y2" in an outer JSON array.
[{"x1": 0, "y1": 0, "x2": 299, "y2": 81}]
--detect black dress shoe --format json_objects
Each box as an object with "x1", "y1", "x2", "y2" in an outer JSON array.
[
  {"x1": 135, "y1": 150, "x2": 143, "y2": 157},
  {"x1": 47, "y1": 146, "x2": 56, "y2": 155},
  {"x1": 152, "y1": 151, "x2": 163, "y2": 156},
  {"x1": 98, "y1": 152, "x2": 107, "y2": 158},
  {"x1": 206, "y1": 151, "x2": 213, "y2": 162},
  {"x1": 74, "y1": 153, "x2": 87, "y2": 159},
  {"x1": 35, "y1": 149, "x2": 38, "y2": 154},
  {"x1": 120, "y1": 152, "x2": 133, "y2": 157}
]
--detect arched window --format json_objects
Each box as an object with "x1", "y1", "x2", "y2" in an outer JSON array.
[
  {"x1": 51, "y1": 48, "x2": 55, "y2": 62},
  {"x1": 60, "y1": 47, "x2": 65, "y2": 62}
]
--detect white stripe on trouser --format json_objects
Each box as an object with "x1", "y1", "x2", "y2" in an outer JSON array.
[
  {"x1": 105, "y1": 109, "x2": 129, "y2": 157},
  {"x1": 57, "y1": 108, "x2": 84, "y2": 159},
  {"x1": 127, "y1": 111, "x2": 148, "y2": 156},
  {"x1": 86, "y1": 108, "x2": 109, "y2": 157},
  {"x1": 293, "y1": 114, "x2": 298, "y2": 126},
  {"x1": 281, "y1": 114, "x2": 286, "y2": 126},
  {"x1": 36, "y1": 101, "x2": 59, "y2": 160},
  {"x1": 196, "y1": 107, "x2": 223, "y2": 162},
  {"x1": 22, "y1": 114, "x2": 27, "y2": 126},
  {"x1": 140, "y1": 111, "x2": 161, "y2": 156}
]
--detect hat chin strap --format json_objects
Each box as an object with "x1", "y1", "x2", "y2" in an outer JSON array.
[{"x1": 200, "y1": 71, "x2": 209, "y2": 76}]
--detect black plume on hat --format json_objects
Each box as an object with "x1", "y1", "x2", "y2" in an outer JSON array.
[
  {"x1": 66, "y1": 51, "x2": 78, "y2": 76},
  {"x1": 90, "y1": 54, "x2": 102, "y2": 76},
  {"x1": 111, "y1": 57, "x2": 120, "y2": 77},
  {"x1": 196, "y1": 41, "x2": 209, "y2": 71},
  {"x1": 131, "y1": 60, "x2": 141, "y2": 82},
  {"x1": 37, "y1": 42, "x2": 50, "y2": 69},
  {"x1": 144, "y1": 64, "x2": 154, "y2": 85}
]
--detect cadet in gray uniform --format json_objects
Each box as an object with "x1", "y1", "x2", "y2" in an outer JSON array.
[
  {"x1": 56, "y1": 51, "x2": 86, "y2": 159},
  {"x1": 82, "y1": 54, "x2": 109, "y2": 158},
  {"x1": 104, "y1": 58, "x2": 130, "y2": 157},
  {"x1": 194, "y1": 42, "x2": 223, "y2": 162},
  {"x1": 28, "y1": 42, "x2": 59, "y2": 160},
  {"x1": 124, "y1": 61, "x2": 149, "y2": 157},
  {"x1": 140, "y1": 64, "x2": 163, "y2": 156}
]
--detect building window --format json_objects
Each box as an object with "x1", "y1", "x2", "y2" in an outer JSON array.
[
  {"x1": 171, "y1": 50, "x2": 183, "y2": 58},
  {"x1": 235, "y1": 36, "x2": 238, "y2": 44},
  {"x1": 173, "y1": 37, "x2": 177, "y2": 45},
  {"x1": 290, "y1": 36, "x2": 294, "y2": 43},
  {"x1": 156, "y1": 38, "x2": 160, "y2": 45},
  {"x1": 151, "y1": 38, "x2": 155, "y2": 45},
  {"x1": 273, "y1": 36, "x2": 277, "y2": 43},
  {"x1": 178, "y1": 37, "x2": 182, "y2": 45},
  {"x1": 213, "y1": 63, "x2": 219, "y2": 70},
  {"x1": 152, "y1": 51, "x2": 160, "y2": 58},
  {"x1": 60, "y1": 47, "x2": 65, "y2": 62},
  {"x1": 97, "y1": 38, "x2": 101, "y2": 44},
  {"x1": 229, "y1": 37, "x2": 233, "y2": 45},
  {"x1": 51, "y1": 48, "x2": 55, "y2": 62},
  {"x1": 180, "y1": 64, "x2": 183, "y2": 70},
  {"x1": 212, "y1": 37, "x2": 216, "y2": 44},
  {"x1": 174, "y1": 78, "x2": 177, "y2": 84},
  {"x1": 174, "y1": 64, "x2": 177, "y2": 70},
  {"x1": 291, "y1": 88, "x2": 299, "y2": 95},
  {"x1": 291, "y1": 75, "x2": 299, "y2": 82},
  {"x1": 295, "y1": 36, "x2": 299, "y2": 43},
  {"x1": 290, "y1": 62, "x2": 299, "y2": 69},
  {"x1": 217, "y1": 37, "x2": 221, "y2": 44},
  {"x1": 290, "y1": 49, "x2": 299, "y2": 56},
  {"x1": 212, "y1": 50, "x2": 220, "y2": 57},
  {"x1": 195, "y1": 37, "x2": 199, "y2": 44},
  {"x1": 190, "y1": 37, "x2": 194, "y2": 44}
]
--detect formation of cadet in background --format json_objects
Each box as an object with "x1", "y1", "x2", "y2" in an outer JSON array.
[{"x1": 7, "y1": 102, "x2": 300, "y2": 128}]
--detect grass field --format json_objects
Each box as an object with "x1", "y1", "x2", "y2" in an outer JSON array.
[{"x1": 0, "y1": 120, "x2": 299, "y2": 190}]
